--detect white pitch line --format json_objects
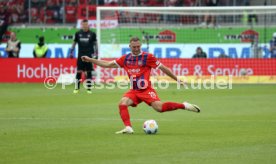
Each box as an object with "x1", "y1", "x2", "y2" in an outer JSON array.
[
  {"x1": 0, "y1": 118, "x2": 173, "y2": 121},
  {"x1": 0, "y1": 118, "x2": 275, "y2": 122}
]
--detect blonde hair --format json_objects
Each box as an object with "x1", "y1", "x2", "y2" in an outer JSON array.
[{"x1": 129, "y1": 37, "x2": 140, "y2": 43}]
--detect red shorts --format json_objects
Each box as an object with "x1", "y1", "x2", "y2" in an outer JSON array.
[{"x1": 123, "y1": 88, "x2": 160, "y2": 107}]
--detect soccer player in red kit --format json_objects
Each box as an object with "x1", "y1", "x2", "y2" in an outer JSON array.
[{"x1": 81, "y1": 37, "x2": 200, "y2": 134}]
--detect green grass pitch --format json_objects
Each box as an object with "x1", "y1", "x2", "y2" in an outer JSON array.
[{"x1": 0, "y1": 84, "x2": 275, "y2": 164}]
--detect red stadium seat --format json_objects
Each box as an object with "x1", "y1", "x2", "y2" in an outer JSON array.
[
  {"x1": 45, "y1": 10, "x2": 56, "y2": 24},
  {"x1": 65, "y1": 6, "x2": 77, "y2": 23}
]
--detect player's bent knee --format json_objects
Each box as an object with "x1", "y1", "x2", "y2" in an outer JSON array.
[
  {"x1": 119, "y1": 97, "x2": 133, "y2": 106},
  {"x1": 151, "y1": 101, "x2": 163, "y2": 113},
  {"x1": 119, "y1": 102, "x2": 128, "y2": 106},
  {"x1": 118, "y1": 100, "x2": 126, "y2": 106}
]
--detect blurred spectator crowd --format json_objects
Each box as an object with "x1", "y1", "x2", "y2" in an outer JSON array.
[{"x1": 0, "y1": 0, "x2": 253, "y2": 24}]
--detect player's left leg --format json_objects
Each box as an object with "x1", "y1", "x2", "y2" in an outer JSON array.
[
  {"x1": 138, "y1": 88, "x2": 200, "y2": 113},
  {"x1": 115, "y1": 97, "x2": 136, "y2": 134},
  {"x1": 151, "y1": 101, "x2": 200, "y2": 113},
  {"x1": 73, "y1": 70, "x2": 82, "y2": 94},
  {"x1": 84, "y1": 62, "x2": 93, "y2": 94},
  {"x1": 85, "y1": 71, "x2": 92, "y2": 94},
  {"x1": 74, "y1": 58, "x2": 84, "y2": 93}
]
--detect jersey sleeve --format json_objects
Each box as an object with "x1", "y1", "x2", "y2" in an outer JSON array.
[
  {"x1": 114, "y1": 56, "x2": 125, "y2": 68},
  {"x1": 147, "y1": 54, "x2": 161, "y2": 69}
]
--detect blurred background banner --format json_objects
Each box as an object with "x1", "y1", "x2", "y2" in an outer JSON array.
[
  {"x1": 0, "y1": 0, "x2": 276, "y2": 83},
  {"x1": 1, "y1": 58, "x2": 275, "y2": 83},
  {"x1": 1, "y1": 43, "x2": 272, "y2": 58},
  {"x1": 0, "y1": 58, "x2": 76, "y2": 82}
]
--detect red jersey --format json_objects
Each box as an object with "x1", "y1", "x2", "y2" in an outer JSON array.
[{"x1": 114, "y1": 52, "x2": 161, "y2": 90}]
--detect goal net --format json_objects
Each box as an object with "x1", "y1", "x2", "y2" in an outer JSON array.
[{"x1": 96, "y1": 6, "x2": 276, "y2": 84}]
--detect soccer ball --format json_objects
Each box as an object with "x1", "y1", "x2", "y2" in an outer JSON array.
[{"x1": 143, "y1": 120, "x2": 158, "y2": 134}]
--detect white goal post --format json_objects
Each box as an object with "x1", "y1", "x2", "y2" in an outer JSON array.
[
  {"x1": 94, "y1": 6, "x2": 276, "y2": 83},
  {"x1": 96, "y1": 6, "x2": 276, "y2": 59}
]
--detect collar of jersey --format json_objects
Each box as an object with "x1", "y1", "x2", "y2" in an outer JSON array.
[{"x1": 81, "y1": 29, "x2": 90, "y2": 33}]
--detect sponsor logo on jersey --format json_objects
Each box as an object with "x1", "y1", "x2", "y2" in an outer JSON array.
[
  {"x1": 128, "y1": 68, "x2": 140, "y2": 74},
  {"x1": 80, "y1": 38, "x2": 89, "y2": 42},
  {"x1": 138, "y1": 60, "x2": 143, "y2": 66}
]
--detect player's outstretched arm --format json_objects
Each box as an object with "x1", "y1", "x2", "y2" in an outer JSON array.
[
  {"x1": 81, "y1": 56, "x2": 118, "y2": 68},
  {"x1": 159, "y1": 65, "x2": 186, "y2": 86},
  {"x1": 159, "y1": 65, "x2": 178, "y2": 81}
]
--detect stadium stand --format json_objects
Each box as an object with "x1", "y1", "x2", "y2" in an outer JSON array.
[{"x1": 1, "y1": 0, "x2": 275, "y2": 25}]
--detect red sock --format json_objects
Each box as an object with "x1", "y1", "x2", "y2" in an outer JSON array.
[
  {"x1": 161, "y1": 102, "x2": 185, "y2": 112},
  {"x1": 119, "y1": 105, "x2": 131, "y2": 127}
]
